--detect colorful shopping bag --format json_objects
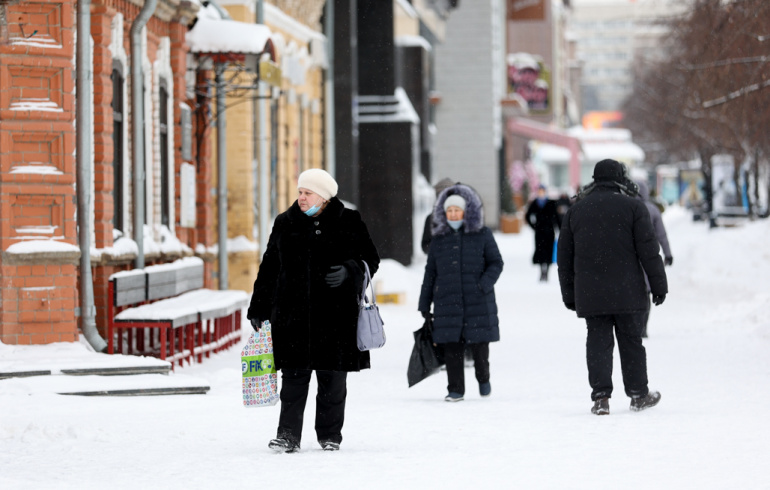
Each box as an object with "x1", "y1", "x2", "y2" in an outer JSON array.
[{"x1": 241, "y1": 321, "x2": 279, "y2": 407}]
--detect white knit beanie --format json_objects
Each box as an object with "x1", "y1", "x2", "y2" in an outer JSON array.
[
  {"x1": 297, "y1": 168, "x2": 338, "y2": 200},
  {"x1": 443, "y1": 194, "x2": 467, "y2": 211}
]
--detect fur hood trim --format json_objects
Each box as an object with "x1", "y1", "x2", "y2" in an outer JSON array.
[{"x1": 432, "y1": 184, "x2": 484, "y2": 236}]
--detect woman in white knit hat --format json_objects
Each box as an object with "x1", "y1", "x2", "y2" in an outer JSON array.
[{"x1": 248, "y1": 167, "x2": 380, "y2": 453}]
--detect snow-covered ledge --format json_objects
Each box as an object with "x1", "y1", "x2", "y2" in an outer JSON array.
[{"x1": 2, "y1": 240, "x2": 81, "y2": 265}]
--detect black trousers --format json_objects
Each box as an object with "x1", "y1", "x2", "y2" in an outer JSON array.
[
  {"x1": 585, "y1": 314, "x2": 649, "y2": 401},
  {"x1": 276, "y1": 369, "x2": 347, "y2": 445},
  {"x1": 443, "y1": 342, "x2": 490, "y2": 395}
]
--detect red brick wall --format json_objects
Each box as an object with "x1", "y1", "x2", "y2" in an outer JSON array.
[
  {"x1": 0, "y1": 0, "x2": 79, "y2": 344},
  {"x1": 1, "y1": 0, "x2": 209, "y2": 344},
  {"x1": 85, "y1": 1, "x2": 214, "y2": 333}
]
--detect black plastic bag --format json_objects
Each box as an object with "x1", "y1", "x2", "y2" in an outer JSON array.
[{"x1": 407, "y1": 317, "x2": 445, "y2": 387}]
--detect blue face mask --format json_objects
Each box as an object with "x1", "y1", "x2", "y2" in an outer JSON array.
[
  {"x1": 448, "y1": 219, "x2": 463, "y2": 230},
  {"x1": 304, "y1": 199, "x2": 323, "y2": 216}
]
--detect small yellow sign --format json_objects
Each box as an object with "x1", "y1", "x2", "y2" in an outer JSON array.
[
  {"x1": 376, "y1": 293, "x2": 405, "y2": 304},
  {"x1": 259, "y1": 60, "x2": 282, "y2": 87}
]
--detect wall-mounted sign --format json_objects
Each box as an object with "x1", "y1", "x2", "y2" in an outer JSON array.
[
  {"x1": 507, "y1": 52, "x2": 551, "y2": 114},
  {"x1": 259, "y1": 60, "x2": 282, "y2": 87},
  {"x1": 507, "y1": 0, "x2": 546, "y2": 21}
]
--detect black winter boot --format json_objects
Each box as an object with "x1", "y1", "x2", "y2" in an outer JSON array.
[
  {"x1": 591, "y1": 397, "x2": 610, "y2": 415},
  {"x1": 630, "y1": 391, "x2": 661, "y2": 412},
  {"x1": 268, "y1": 438, "x2": 300, "y2": 453}
]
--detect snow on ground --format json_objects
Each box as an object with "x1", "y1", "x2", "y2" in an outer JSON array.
[{"x1": 1, "y1": 207, "x2": 769, "y2": 489}]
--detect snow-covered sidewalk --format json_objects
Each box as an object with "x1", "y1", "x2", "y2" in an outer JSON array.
[{"x1": 1, "y1": 207, "x2": 769, "y2": 489}]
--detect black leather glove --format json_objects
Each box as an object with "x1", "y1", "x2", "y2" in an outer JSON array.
[
  {"x1": 664, "y1": 256, "x2": 673, "y2": 266},
  {"x1": 652, "y1": 294, "x2": 666, "y2": 306},
  {"x1": 421, "y1": 311, "x2": 433, "y2": 320},
  {"x1": 249, "y1": 317, "x2": 261, "y2": 332},
  {"x1": 325, "y1": 265, "x2": 348, "y2": 287},
  {"x1": 565, "y1": 302, "x2": 576, "y2": 311}
]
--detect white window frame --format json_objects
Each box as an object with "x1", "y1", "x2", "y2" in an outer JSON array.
[
  {"x1": 109, "y1": 13, "x2": 130, "y2": 237},
  {"x1": 156, "y1": 37, "x2": 175, "y2": 232}
]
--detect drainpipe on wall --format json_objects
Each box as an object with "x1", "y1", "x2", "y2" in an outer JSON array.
[
  {"x1": 76, "y1": 0, "x2": 107, "y2": 352},
  {"x1": 251, "y1": 4, "x2": 260, "y2": 249},
  {"x1": 324, "y1": 0, "x2": 336, "y2": 178},
  {"x1": 216, "y1": 63, "x2": 228, "y2": 289},
  {"x1": 131, "y1": 0, "x2": 158, "y2": 269},
  {"x1": 257, "y1": 0, "x2": 271, "y2": 258}
]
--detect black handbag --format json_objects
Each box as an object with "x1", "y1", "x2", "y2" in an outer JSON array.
[{"x1": 407, "y1": 316, "x2": 445, "y2": 387}]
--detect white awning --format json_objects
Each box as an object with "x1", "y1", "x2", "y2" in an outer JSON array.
[
  {"x1": 186, "y1": 17, "x2": 272, "y2": 55},
  {"x1": 534, "y1": 141, "x2": 645, "y2": 163}
]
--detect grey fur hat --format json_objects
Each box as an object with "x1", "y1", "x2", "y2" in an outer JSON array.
[{"x1": 432, "y1": 184, "x2": 484, "y2": 236}]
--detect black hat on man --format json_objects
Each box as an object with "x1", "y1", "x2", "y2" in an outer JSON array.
[{"x1": 592, "y1": 159, "x2": 625, "y2": 182}]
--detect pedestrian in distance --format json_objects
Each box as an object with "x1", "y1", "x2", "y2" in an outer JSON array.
[
  {"x1": 635, "y1": 179, "x2": 674, "y2": 338},
  {"x1": 525, "y1": 185, "x2": 561, "y2": 282},
  {"x1": 557, "y1": 159, "x2": 667, "y2": 416},
  {"x1": 555, "y1": 192, "x2": 572, "y2": 224},
  {"x1": 418, "y1": 184, "x2": 504, "y2": 402},
  {"x1": 247, "y1": 168, "x2": 380, "y2": 453},
  {"x1": 421, "y1": 177, "x2": 455, "y2": 254}
]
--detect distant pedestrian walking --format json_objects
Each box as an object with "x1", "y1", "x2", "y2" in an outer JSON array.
[
  {"x1": 247, "y1": 168, "x2": 380, "y2": 452},
  {"x1": 636, "y1": 179, "x2": 673, "y2": 338},
  {"x1": 558, "y1": 159, "x2": 668, "y2": 415},
  {"x1": 555, "y1": 192, "x2": 572, "y2": 224},
  {"x1": 421, "y1": 177, "x2": 455, "y2": 254},
  {"x1": 418, "y1": 184, "x2": 504, "y2": 402},
  {"x1": 525, "y1": 185, "x2": 560, "y2": 282}
]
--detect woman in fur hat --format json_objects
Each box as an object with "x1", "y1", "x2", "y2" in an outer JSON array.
[
  {"x1": 248, "y1": 168, "x2": 380, "y2": 452},
  {"x1": 418, "y1": 184, "x2": 504, "y2": 402}
]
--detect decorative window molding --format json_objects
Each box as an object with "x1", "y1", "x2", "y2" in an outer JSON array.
[
  {"x1": 155, "y1": 37, "x2": 175, "y2": 232},
  {"x1": 141, "y1": 27, "x2": 154, "y2": 239},
  {"x1": 110, "y1": 13, "x2": 130, "y2": 236}
]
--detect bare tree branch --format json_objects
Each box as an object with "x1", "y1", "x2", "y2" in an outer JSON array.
[
  {"x1": 681, "y1": 56, "x2": 769, "y2": 70},
  {"x1": 702, "y1": 79, "x2": 770, "y2": 108}
]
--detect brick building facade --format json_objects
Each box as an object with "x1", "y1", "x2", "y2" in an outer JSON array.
[
  {"x1": 0, "y1": 0, "x2": 329, "y2": 346},
  {"x1": 0, "y1": 0, "x2": 208, "y2": 345},
  {"x1": 1, "y1": 0, "x2": 80, "y2": 344}
]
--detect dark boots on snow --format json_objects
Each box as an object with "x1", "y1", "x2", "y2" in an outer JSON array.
[
  {"x1": 320, "y1": 441, "x2": 340, "y2": 451},
  {"x1": 268, "y1": 438, "x2": 300, "y2": 453},
  {"x1": 591, "y1": 397, "x2": 610, "y2": 415},
  {"x1": 630, "y1": 391, "x2": 661, "y2": 412}
]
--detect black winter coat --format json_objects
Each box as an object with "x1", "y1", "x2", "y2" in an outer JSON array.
[
  {"x1": 557, "y1": 184, "x2": 668, "y2": 318},
  {"x1": 248, "y1": 198, "x2": 380, "y2": 371},
  {"x1": 525, "y1": 198, "x2": 560, "y2": 264},
  {"x1": 418, "y1": 184, "x2": 504, "y2": 344}
]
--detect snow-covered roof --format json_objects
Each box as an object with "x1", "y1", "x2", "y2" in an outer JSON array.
[
  {"x1": 395, "y1": 35, "x2": 433, "y2": 52},
  {"x1": 358, "y1": 88, "x2": 420, "y2": 125},
  {"x1": 5, "y1": 240, "x2": 80, "y2": 254},
  {"x1": 186, "y1": 17, "x2": 272, "y2": 54}
]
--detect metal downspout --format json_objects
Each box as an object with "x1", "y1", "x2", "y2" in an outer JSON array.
[
  {"x1": 216, "y1": 64, "x2": 228, "y2": 289},
  {"x1": 324, "y1": 0, "x2": 336, "y2": 177},
  {"x1": 131, "y1": 0, "x2": 158, "y2": 269},
  {"x1": 257, "y1": 0, "x2": 271, "y2": 259},
  {"x1": 251, "y1": 3, "x2": 260, "y2": 253},
  {"x1": 76, "y1": 0, "x2": 107, "y2": 351}
]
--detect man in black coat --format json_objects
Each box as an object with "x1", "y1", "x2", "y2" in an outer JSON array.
[{"x1": 557, "y1": 159, "x2": 667, "y2": 416}]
